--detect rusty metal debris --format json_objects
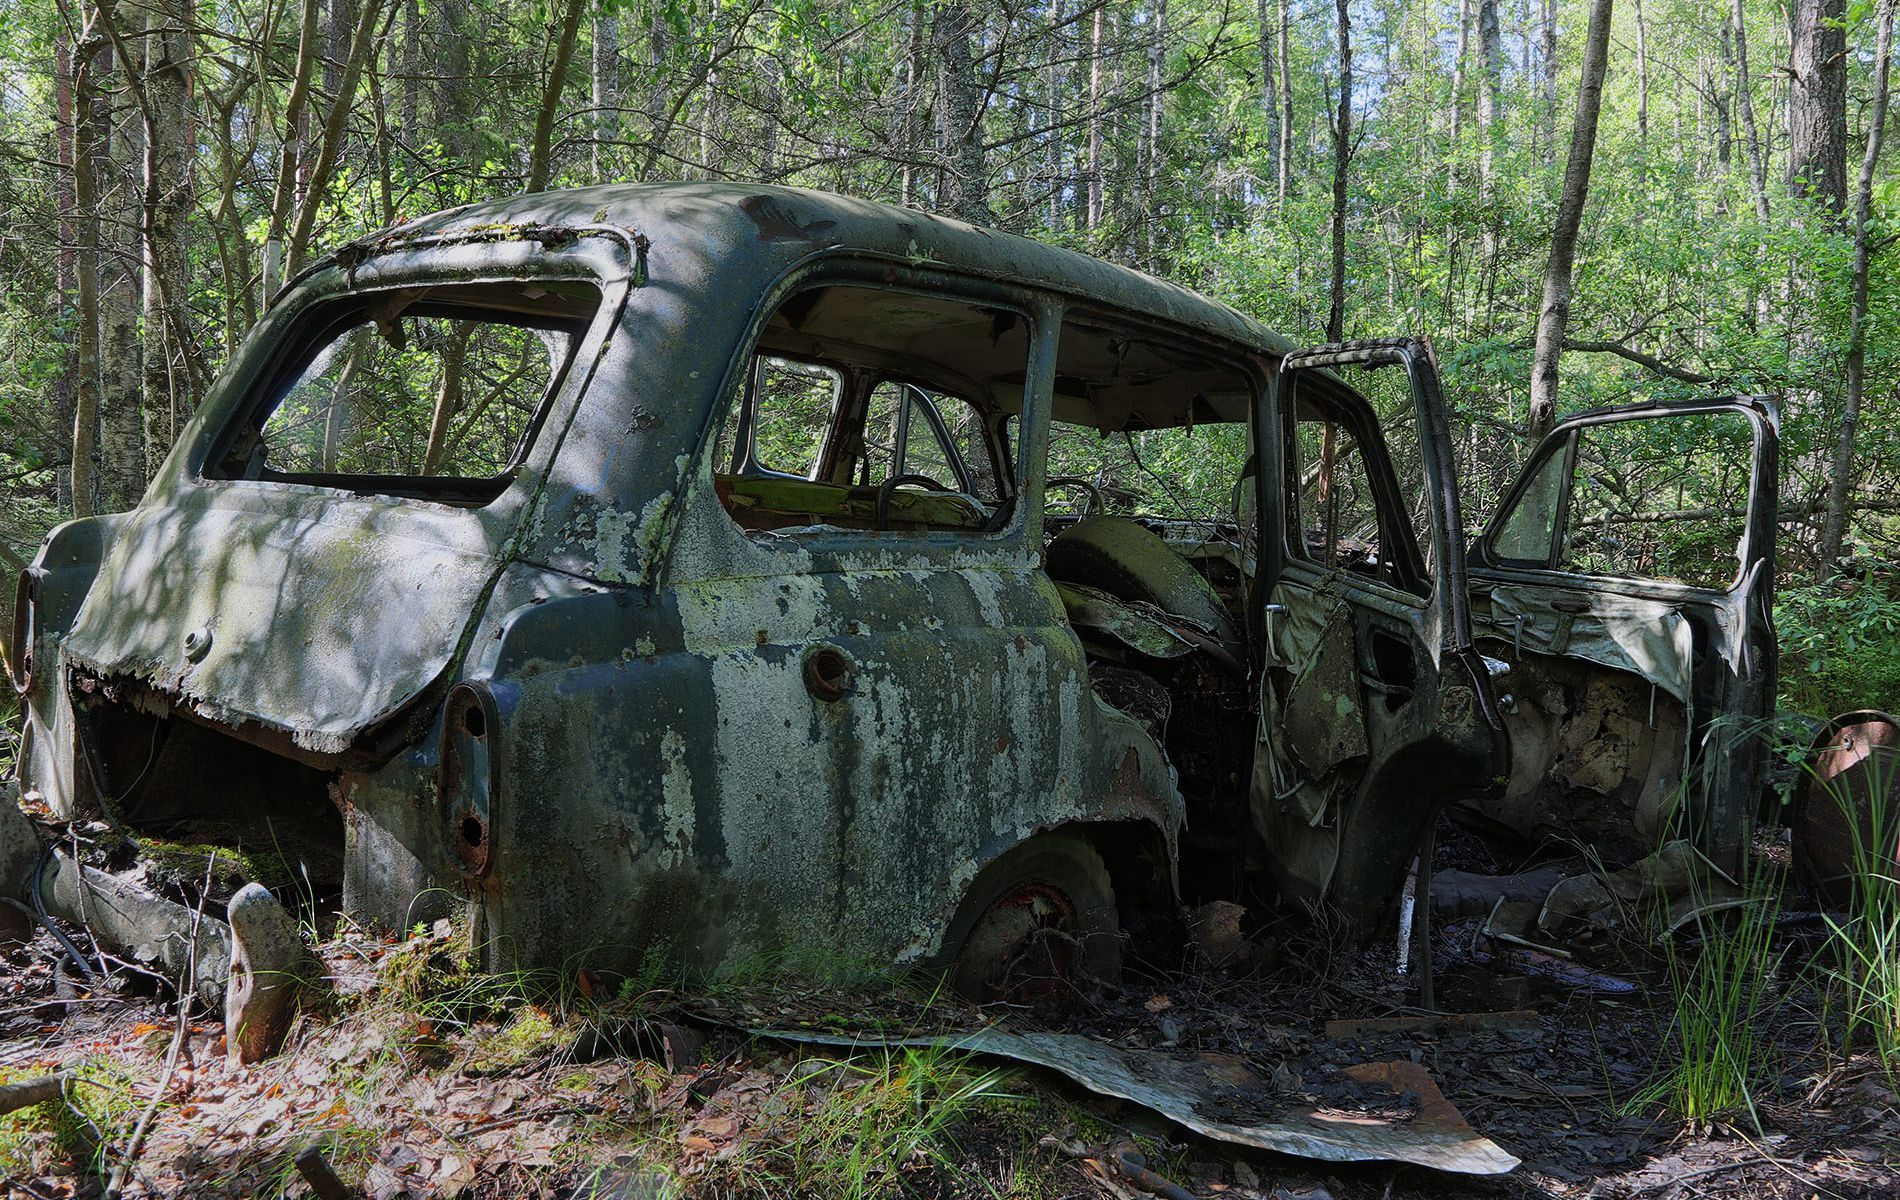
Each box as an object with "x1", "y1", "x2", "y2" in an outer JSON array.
[
  {"x1": 748, "y1": 1024, "x2": 1520, "y2": 1175},
  {"x1": 1793, "y1": 710, "x2": 1900, "y2": 906}
]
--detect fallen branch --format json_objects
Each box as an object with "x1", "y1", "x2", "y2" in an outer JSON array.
[{"x1": 0, "y1": 1073, "x2": 71, "y2": 1116}]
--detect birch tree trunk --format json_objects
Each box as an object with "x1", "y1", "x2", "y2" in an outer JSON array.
[
  {"x1": 1633, "y1": 0, "x2": 1649, "y2": 144},
  {"x1": 1476, "y1": 0, "x2": 1501, "y2": 199},
  {"x1": 591, "y1": 0, "x2": 617, "y2": 179},
  {"x1": 1817, "y1": 0, "x2": 1895, "y2": 574},
  {"x1": 1276, "y1": 0, "x2": 1292, "y2": 204},
  {"x1": 1258, "y1": 0, "x2": 1279, "y2": 200},
  {"x1": 1528, "y1": 0, "x2": 1614, "y2": 441}
]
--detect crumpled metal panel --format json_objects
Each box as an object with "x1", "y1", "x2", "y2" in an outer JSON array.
[
  {"x1": 1475, "y1": 584, "x2": 1695, "y2": 705},
  {"x1": 751, "y1": 1025, "x2": 1520, "y2": 1175}
]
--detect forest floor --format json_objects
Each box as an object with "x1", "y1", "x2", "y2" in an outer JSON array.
[{"x1": 2, "y1": 881, "x2": 1898, "y2": 1199}]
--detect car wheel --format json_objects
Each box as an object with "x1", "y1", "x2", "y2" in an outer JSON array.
[{"x1": 940, "y1": 833, "x2": 1121, "y2": 1003}]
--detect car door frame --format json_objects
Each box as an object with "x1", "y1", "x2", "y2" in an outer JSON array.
[
  {"x1": 1464, "y1": 395, "x2": 1780, "y2": 871},
  {"x1": 1251, "y1": 338, "x2": 1502, "y2": 926}
]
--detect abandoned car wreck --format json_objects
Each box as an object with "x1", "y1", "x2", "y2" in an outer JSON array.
[{"x1": 2, "y1": 184, "x2": 1780, "y2": 1065}]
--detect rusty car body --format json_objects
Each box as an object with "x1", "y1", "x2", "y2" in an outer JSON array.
[{"x1": 6, "y1": 184, "x2": 1779, "y2": 996}]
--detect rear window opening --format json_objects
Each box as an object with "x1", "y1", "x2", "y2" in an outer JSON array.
[
  {"x1": 72, "y1": 687, "x2": 345, "y2": 932},
  {"x1": 206, "y1": 281, "x2": 599, "y2": 505}
]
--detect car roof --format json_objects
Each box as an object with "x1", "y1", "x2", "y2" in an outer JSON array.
[{"x1": 358, "y1": 182, "x2": 1300, "y2": 361}]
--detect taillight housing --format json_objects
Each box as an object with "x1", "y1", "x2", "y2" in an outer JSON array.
[
  {"x1": 441, "y1": 681, "x2": 499, "y2": 877},
  {"x1": 8, "y1": 567, "x2": 42, "y2": 694}
]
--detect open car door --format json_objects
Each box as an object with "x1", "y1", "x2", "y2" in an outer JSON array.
[
  {"x1": 1250, "y1": 339, "x2": 1502, "y2": 928},
  {"x1": 1460, "y1": 398, "x2": 1779, "y2": 873}
]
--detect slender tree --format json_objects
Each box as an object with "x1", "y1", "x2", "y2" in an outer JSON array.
[
  {"x1": 1818, "y1": 0, "x2": 1896, "y2": 574},
  {"x1": 1326, "y1": 0, "x2": 1351, "y2": 342},
  {"x1": 1528, "y1": 0, "x2": 1614, "y2": 439}
]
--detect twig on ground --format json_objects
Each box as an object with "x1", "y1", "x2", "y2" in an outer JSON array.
[{"x1": 102, "y1": 859, "x2": 214, "y2": 1198}]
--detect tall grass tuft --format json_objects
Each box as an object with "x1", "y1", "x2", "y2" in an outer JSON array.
[
  {"x1": 1637, "y1": 869, "x2": 1784, "y2": 1130},
  {"x1": 1636, "y1": 747, "x2": 1787, "y2": 1130},
  {"x1": 728, "y1": 1043, "x2": 1014, "y2": 1198},
  {"x1": 1806, "y1": 736, "x2": 1900, "y2": 1068}
]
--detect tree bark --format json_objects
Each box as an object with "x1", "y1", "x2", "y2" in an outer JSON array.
[
  {"x1": 1086, "y1": 5, "x2": 1104, "y2": 229},
  {"x1": 1259, "y1": 0, "x2": 1279, "y2": 198},
  {"x1": 1818, "y1": 0, "x2": 1894, "y2": 575},
  {"x1": 70, "y1": 31, "x2": 103, "y2": 518},
  {"x1": 285, "y1": 0, "x2": 386, "y2": 274},
  {"x1": 263, "y1": 0, "x2": 322, "y2": 299},
  {"x1": 934, "y1": 3, "x2": 992, "y2": 226},
  {"x1": 1276, "y1": 0, "x2": 1292, "y2": 204},
  {"x1": 528, "y1": 0, "x2": 588, "y2": 192},
  {"x1": 100, "y1": 38, "x2": 146, "y2": 512},
  {"x1": 1728, "y1": 0, "x2": 1771, "y2": 222},
  {"x1": 1633, "y1": 0, "x2": 1649, "y2": 144},
  {"x1": 1326, "y1": 0, "x2": 1351, "y2": 342},
  {"x1": 139, "y1": 0, "x2": 197, "y2": 474},
  {"x1": 1476, "y1": 0, "x2": 1502, "y2": 198},
  {"x1": 1788, "y1": 0, "x2": 1848, "y2": 213},
  {"x1": 591, "y1": 0, "x2": 618, "y2": 180},
  {"x1": 1528, "y1": 0, "x2": 1614, "y2": 441}
]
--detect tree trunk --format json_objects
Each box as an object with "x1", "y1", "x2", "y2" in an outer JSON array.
[
  {"x1": 399, "y1": 0, "x2": 421, "y2": 136},
  {"x1": 1259, "y1": 0, "x2": 1279, "y2": 198},
  {"x1": 1538, "y1": 0, "x2": 1557, "y2": 159},
  {"x1": 1143, "y1": 0, "x2": 1166, "y2": 260},
  {"x1": 528, "y1": 0, "x2": 588, "y2": 192},
  {"x1": 1276, "y1": 0, "x2": 1292, "y2": 204},
  {"x1": 1450, "y1": 0, "x2": 1470, "y2": 149},
  {"x1": 420, "y1": 326, "x2": 471, "y2": 476},
  {"x1": 285, "y1": 0, "x2": 386, "y2": 274},
  {"x1": 903, "y1": 0, "x2": 927, "y2": 207},
  {"x1": 591, "y1": 0, "x2": 617, "y2": 179},
  {"x1": 100, "y1": 39, "x2": 146, "y2": 512},
  {"x1": 1086, "y1": 5, "x2": 1104, "y2": 229},
  {"x1": 70, "y1": 32, "x2": 103, "y2": 518},
  {"x1": 1633, "y1": 0, "x2": 1649, "y2": 143},
  {"x1": 1729, "y1": 0, "x2": 1771, "y2": 222},
  {"x1": 1326, "y1": 0, "x2": 1351, "y2": 342},
  {"x1": 934, "y1": 3, "x2": 992, "y2": 227},
  {"x1": 1476, "y1": 0, "x2": 1501, "y2": 198},
  {"x1": 1817, "y1": 0, "x2": 1894, "y2": 575},
  {"x1": 263, "y1": 0, "x2": 322, "y2": 299},
  {"x1": 1788, "y1": 0, "x2": 1848, "y2": 213},
  {"x1": 139, "y1": 0, "x2": 197, "y2": 474},
  {"x1": 1528, "y1": 0, "x2": 1613, "y2": 441}
]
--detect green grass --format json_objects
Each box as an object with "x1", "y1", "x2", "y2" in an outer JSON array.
[
  {"x1": 713, "y1": 1043, "x2": 1017, "y2": 1199},
  {"x1": 1632, "y1": 767, "x2": 1787, "y2": 1131},
  {"x1": 1804, "y1": 741, "x2": 1900, "y2": 1069}
]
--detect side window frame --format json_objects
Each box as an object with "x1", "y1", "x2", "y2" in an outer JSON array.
[
  {"x1": 696, "y1": 257, "x2": 1048, "y2": 554},
  {"x1": 1473, "y1": 404, "x2": 1766, "y2": 594},
  {"x1": 1278, "y1": 372, "x2": 1431, "y2": 599}
]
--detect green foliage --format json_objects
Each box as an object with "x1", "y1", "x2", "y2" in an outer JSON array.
[{"x1": 1776, "y1": 572, "x2": 1900, "y2": 715}]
